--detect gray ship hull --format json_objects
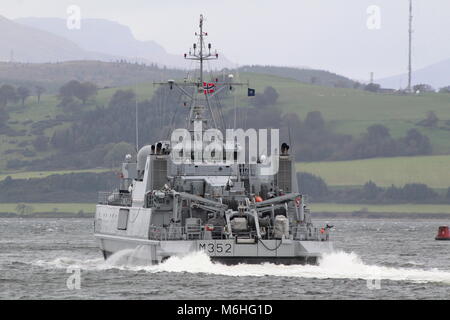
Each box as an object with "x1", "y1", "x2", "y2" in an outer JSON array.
[
  {"x1": 94, "y1": 231, "x2": 333, "y2": 266},
  {"x1": 94, "y1": 204, "x2": 333, "y2": 266}
]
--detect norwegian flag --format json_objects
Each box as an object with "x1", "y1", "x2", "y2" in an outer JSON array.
[{"x1": 203, "y1": 82, "x2": 215, "y2": 95}]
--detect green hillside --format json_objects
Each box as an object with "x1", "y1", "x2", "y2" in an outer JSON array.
[
  {"x1": 1, "y1": 65, "x2": 450, "y2": 180},
  {"x1": 0, "y1": 81, "x2": 157, "y2": 169},
  {"x1": 238, "y1": 65, "x2": 358, "y2": 88},
  {"x1": 235, "y1": 72, "x2": 450, "y2": 153},
  {"x1": 297, "y1": 155, "x2": 450, "y2": 189}
]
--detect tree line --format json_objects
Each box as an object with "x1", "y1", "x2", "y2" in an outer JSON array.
[
  {"x1": 0, "y1": 83, "x2": 45, "y2": 130},
  {"x1": 0, "y1": 170, "x2": 448, "y2": 205},
  {"x1": 298, "y1": 172, "x2": 450, "y2": 204},
  {"x1": 363, "y1": 82, "x2": 450, "y2": 94},
  {"x1": 57, "y1": 80, "x2": 98, "y2": 111},
  {"x1": 0, "y1": 172, "x2": 117, "y2": 203},
  {"x1": 0, "y1": 83, "x2": 45, "y2": 107}
]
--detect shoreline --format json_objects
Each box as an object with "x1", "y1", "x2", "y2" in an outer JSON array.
[
  {"x1": 313, "y1": 211, "x2": 450, "y2": 219},
  {"x1": 0, "y1": 212, "x2": 94, "y2": 218},
  {"x1": 1, "y1": 211, "x2": 449, "y2": 219}
]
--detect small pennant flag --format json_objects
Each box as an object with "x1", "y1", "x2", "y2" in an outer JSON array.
[
  {"x1": 203, "y1": 82, "x2": 215, "y2": 95},
  {"x1": 248, "y1": 88, "x2": 256, "y2": 97}
]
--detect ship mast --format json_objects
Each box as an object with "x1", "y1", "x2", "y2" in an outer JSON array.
[
  {"x1": 184, "y1": 14, "x2": 219, "y2": 128},
  {"x1": 199, "y1": 15, "x2": 205, "y2": 85},
  {"x1": 154, "y1": 14, "x2": 248, "y2": 133}
]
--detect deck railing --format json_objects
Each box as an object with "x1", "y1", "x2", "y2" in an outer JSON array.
[
  {"x1": 148, "y1": 225, "x2": 227, "y2": 241},
  {"x1": 146, "y1": 224, "x2": 328, "y2": 241},
  {"x1": 98, "y1": 191, "x2": 132, "y2": 207}
]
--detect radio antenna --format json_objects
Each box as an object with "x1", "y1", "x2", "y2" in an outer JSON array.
[
  {"x1": 407, "y1": 0, "x2": 413, "y2": 93},
  {"x1": 135, "y1": 98, "x2": 139, "y2": 152}
]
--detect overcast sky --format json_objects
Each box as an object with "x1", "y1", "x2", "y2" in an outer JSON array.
[{"x1": 2, "y1": 0, "x2": 450, "y2": 80}]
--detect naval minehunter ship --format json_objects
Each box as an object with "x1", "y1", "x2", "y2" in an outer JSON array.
[{"x1": 94, "y1": 15, "x2": 333, "y2": 265}]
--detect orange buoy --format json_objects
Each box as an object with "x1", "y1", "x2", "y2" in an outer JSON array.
[
  {"x1": 435, "y1": 226, "x2": 450, "y2": 240},
  {"x1": 255, "y1": 196, "x2": 263, "y2": 203}
]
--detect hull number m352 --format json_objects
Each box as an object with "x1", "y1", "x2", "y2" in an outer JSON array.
[{"x1": 199, "y1": 242, "x2": 232, "y2": 255}]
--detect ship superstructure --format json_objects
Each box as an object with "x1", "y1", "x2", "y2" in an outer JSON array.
[{"x1": 94, "y1": 15, "x2": 333, "y2": 265}]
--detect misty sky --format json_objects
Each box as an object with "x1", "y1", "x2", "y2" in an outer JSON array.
[{"x1": 2, "y1": 0, "x2": 450, "y2": 80}]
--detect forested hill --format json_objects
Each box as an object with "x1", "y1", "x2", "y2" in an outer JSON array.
[
  {"x1": 0, "y1": 61, "x2": 360, "y2": 94},
  {"x1": 1, "y1": 61, "x2": 450, "y2": 173},
  {"x1": 0, "y1": 61, "x2": 186, "y2": 93}
]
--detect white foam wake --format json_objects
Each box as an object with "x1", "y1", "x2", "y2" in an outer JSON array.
[
  {"x1": 34, "y1": 250, "x2": 450, "y2": 284},
  {"x1": 145, "y1": 251, "x2": 450, "y2": 284}
]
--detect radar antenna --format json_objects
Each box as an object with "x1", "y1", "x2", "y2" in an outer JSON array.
[
  {"x1": 154, "y1": 14, "x2": 249, "y2": 132},
  {"x1": 185, "y1": 14, "x2": 218, "y2": 87}
]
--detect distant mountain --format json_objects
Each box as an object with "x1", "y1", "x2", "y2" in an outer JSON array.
[
  {"x1": 0, "y1": 15, "x2": 117, "y2": 63},
  {"x1": 15, "y1": 17, "x2": 235, "y2": 69},
  {"x1": 238, "y1": 65, "x2": 359, "y2": 88},
  {"x1": 377, "y1": 59, "x2": 450, "y2": 90}
]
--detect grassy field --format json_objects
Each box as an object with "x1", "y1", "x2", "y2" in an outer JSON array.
[
  {"x1": 1, "y1": 202, "x2": 448, "y2": 215},
  {"x1": 0, "y1": 168, "x2": 113, "y2": 181},
  {"x1": 311, "y1": 203, "x2": 450, "y2": 214},
  {"x1": 0, "y1": 203, "x2": 95, "y2": 213},
  {"x1": 297, "y1": 155, "x2": 450, "y2": 188}
]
